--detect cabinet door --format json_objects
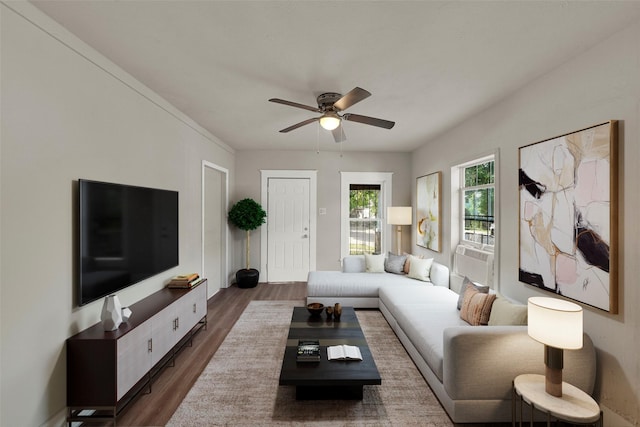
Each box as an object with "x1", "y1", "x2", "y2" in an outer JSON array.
[
  {"x1": 117, "y1": 320, "x2": 152, "y2": 400},
  {"x1": 150, "y1": 304, "x2": 177, "y2": 366},
  {"x1": 176, "y1": 283, "x2": 207, "y2": 337}
]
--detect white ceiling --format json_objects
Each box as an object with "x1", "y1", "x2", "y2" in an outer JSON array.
[{"x1": 31, "y1": 1, "x2": 640, "y2": 153}]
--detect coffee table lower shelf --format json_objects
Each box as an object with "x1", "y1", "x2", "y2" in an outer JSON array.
[{"x1": 294, "y1": 384, "x2": 366, "y2": 400}]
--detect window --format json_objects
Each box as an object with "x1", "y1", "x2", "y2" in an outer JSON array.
[
  {"x1": 460, "y1": 158, "x2": 495, "y2": 248},
  {"x1": 340, "y1": 172, "x2": 392, "y2": 260},
  {"x1": 348, "y1": 184, "x2": 381, "y2": 255}
]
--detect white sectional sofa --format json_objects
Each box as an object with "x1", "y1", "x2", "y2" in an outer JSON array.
[{"x1": 306, "y1": 255, "x2": 597, "y2": 424}]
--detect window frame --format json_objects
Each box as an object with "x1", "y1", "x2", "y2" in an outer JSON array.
[
  {"x1": 460, "y1": 158, "x2": 495, "y2": 250},
  {"x1": 340, "y1": 172, "x2": 393, "y2": 260},
  {"x1": 452, "y1": 154, "x2": 497, "y2": 253}
]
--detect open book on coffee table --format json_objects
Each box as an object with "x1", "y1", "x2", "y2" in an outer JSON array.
[{"x1": 327, "y1": 345, "x2": 362, "y2": 361}]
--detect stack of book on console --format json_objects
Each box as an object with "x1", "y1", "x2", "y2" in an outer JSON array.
[
  {"x1": 167, "y1": 273, "x2": 204, "y2": 289},
  {"x1": 296, "y1": 340, "x2": 321, "y2": 362}
]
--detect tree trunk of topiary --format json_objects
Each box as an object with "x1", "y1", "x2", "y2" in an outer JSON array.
[{"x1": 245, "y1": 229, "x2": 250, "y2": 270}]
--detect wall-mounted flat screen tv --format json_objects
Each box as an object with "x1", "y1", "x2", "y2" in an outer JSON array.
[{"x1": 78, "y1": 179, "x2": 179, "y2": 306}]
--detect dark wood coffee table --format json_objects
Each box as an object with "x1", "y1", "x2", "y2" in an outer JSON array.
[{"x1": 279, "y1": 306, "x2": 381, "y2": 400}]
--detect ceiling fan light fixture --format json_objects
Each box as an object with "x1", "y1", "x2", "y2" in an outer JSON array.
[{"x1": 319, "y1": 113, "x2": 341, "y2": 131}]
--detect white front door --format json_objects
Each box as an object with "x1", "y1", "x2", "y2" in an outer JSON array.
[{"x1": 267, "y1": 178, "x2": 310, "y2": 282}]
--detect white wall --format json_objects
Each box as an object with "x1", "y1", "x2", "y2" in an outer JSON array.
[
  {"x1": 0, "y1": 3, "x2": 234, "y2": 426},
  {"x1": 411, "y1": 19, "x2": 640, "y2": 426},
  {"x1": 233, "y1": 150, "x2": 412, "y2": 272}
]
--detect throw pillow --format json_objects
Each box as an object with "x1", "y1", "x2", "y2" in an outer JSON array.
[
  {"x1": 342, "y1": 256, "x2": 365, "y2": 273},
  {"x1": 408, "y1": 257, "x2": 434, "y2": 281},
  {"x1": 457, "y1": 276, "x2": 490, "y2": 310},
  {"x1": 460, "y1": 287, "x2": 497, "y2": 326},
  {"x1": 488, "y1": 294, "x2": 528, "y2": 326},
  {"x1": 364, "y1": 253, "x2": 385, "y2": 273},
  {"x1": 402, "y1": 253, "x2": 423, "y2": 274},
  {"x1": 384, "y1": 252, "x2": 407, "y2": 275}
]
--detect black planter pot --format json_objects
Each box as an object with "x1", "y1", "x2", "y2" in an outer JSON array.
[{"x1": 236, "y1": 268, "x2": 259, "y2": 288}]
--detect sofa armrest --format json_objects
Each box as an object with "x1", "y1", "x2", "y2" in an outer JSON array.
[{"x1": 443, "y1": 326, "x2": 596, "y2": 400}]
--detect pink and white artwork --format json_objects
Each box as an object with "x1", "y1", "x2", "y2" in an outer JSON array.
[{"x1": 519, "y1": 121, "x2": 618, "y2": 313}]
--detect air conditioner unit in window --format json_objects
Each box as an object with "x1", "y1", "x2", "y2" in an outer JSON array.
[{"x1": 454, "y1": 245, "x2": 494, "y2": 286}]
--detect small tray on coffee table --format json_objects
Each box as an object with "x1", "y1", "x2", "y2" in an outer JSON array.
[{"x1": 278, "y1": 306, "x2": 381, "y2": 400}]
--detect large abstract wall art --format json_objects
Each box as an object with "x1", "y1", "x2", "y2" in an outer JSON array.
[
  {"x1": 519, "y1": 121, "x2": 618, "y2": 313},
  {"x1": 417, "y1": 171, "x2": 442, "y2": 252}
]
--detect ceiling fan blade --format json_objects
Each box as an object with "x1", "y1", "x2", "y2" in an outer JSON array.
[
  {"x1": 332, "y1": 125, "x2": 346, "y2": 143},
  {"x1": 269, "y1": 98, "x2": 321, "y2": 113},
  {"x1": 279, "y1": 117, "x2": 319, "y2": 133},
  {"x1": 342, "y1": 113, "x2": 395, "y2": 129},
  {"x1": 333, "y1": 87, "x2": 371, "y2": 111}
]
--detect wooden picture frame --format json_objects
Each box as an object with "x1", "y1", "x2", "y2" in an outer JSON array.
[
  {"x1": 518, "y1": 121, "x2": 618, "y2": 313},
  {"x1": 416, "y1": 171, "x2": 442, "y2": 252}
]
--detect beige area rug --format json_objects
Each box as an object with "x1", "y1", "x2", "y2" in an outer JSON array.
[{"x1": 167, "y1": 301, "x2": 453, "y2": 426}]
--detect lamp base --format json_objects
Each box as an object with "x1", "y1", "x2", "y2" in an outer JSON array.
[
  {"x1": 545, "y1": 366, "x2": 562, "y2": 397},
  {"x1": 544, "y1": 345, "x2": 564, "y2": 397}
]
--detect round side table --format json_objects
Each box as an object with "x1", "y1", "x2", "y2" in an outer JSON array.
[{"x1": 512, "y1": 374, "x2": 602, "y2": 427}]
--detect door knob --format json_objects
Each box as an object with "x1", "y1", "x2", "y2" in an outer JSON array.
[{"x1": 302, "y1": 234, "x2": 308, "y2": 238}]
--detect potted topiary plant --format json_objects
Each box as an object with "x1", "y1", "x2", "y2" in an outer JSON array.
[{"x1": 228, "y1": 198, "x2": 267, "y2": 288}]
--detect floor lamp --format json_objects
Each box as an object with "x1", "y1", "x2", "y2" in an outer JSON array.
[{"x1": 387, "y1": 206, "x2": 412, "y2": 255}]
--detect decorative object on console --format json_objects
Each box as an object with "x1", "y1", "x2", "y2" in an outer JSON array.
[
  {"x1": 228, "y1": 198, "x2": 267, "y2": 288},
  {"x1": 387, "y1": 206, "x2": 412, "y2": 254},
  {"x1": 167, "y1": 273, "x2": 203, "y2": 289},
  {"x1": 121, "y1": 306, "x2": 132, "y2": 323},
  {"x1": 416, "y1": 171, "x2": 442, "y2": 252},
  {"x1": 100, "y1": 294, "x2": 123, "y2": 331},
  {"x1": 519, "y1": 121, "x2": 618, "y2": 313},
  {"x1": 528, "y1": 296, "x2": 583, "y2": 397}
]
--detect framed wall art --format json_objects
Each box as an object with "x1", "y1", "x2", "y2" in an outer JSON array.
[
  {"x1": 416, "y1": 171, "x2": 442, "y2": 252},
  {"x1": 519, "y1": 120, "x2": 618, "y2": 313}
]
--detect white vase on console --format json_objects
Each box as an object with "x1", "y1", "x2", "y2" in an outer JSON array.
[{"x1": 101, "y1": 294, "x2": 123, "y2": 331}]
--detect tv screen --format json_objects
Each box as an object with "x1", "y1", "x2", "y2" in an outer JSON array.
[{"x1": 78, "y1": 179, "x2": 179, "y2": 306}]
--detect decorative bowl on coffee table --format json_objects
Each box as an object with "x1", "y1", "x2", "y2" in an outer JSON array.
[{"x1": 306, "y1": 302, "x2": 324, "y2": 316}]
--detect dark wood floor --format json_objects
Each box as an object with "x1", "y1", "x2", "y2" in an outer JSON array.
[{"x1": 116, "y1": 282, "x2": 307, "y2": 427}]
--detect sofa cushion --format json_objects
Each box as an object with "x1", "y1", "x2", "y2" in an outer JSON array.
[
  {"x1": 380, "y1": 285, "x2": 466, "y2": 382},
  {"x1": 408, "y1": 256, "x2": 434, "y2": 281},
  {"x1": 364, "y1": 253, "x2": 386, "y2": 272},
  {"x1": 457, "y1": 276, "x2": 490, "y2": 310},
  {"x1": 460, "y1": 287, "x2": 496, "y2": 326},
  {"x1": 307, "y1": 270, "x2": 420, "y2": 298},
  {"x1": 384, "y1": 252, "x2": 407, "y2": 274},
  {"x1": 342, "y1": 256, "x2": 365, "y2": 273},
  {"x1": 488, "y1": 294, "x2": 528, "y2": 326},
  {"x1": 402, "y1": 253, "x2": 423, "y2": 274}
]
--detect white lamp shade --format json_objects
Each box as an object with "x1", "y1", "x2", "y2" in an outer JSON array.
[
  {"x1": 319, "y1": 115, "x2": 340, "y2": 130},
  {"x1": 387, "y1": 206, "x2": 412, "y2": 225},
  {"x1": 528, "y1": 297, "x2": 583, "y2": 350}
]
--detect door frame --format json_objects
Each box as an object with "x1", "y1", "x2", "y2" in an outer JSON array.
[
  {"x1": 201, "y1": 160, "x2": 230, "y2": 292},
  {"x1": 260, "y1": 170, "x2": 317, "y2": 282}
]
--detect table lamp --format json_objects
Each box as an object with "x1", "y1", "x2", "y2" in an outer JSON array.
[
  {"x1": 387, "y1": 206, "x2": 412, "y2": 254},
  {"x1": 527, "y1": 296, "x2": 583, "y2": 397}
]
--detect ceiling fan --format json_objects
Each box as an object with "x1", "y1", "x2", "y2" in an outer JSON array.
[{"x1": 269, "y1": 87, "x2": 395, "y2": 143}]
